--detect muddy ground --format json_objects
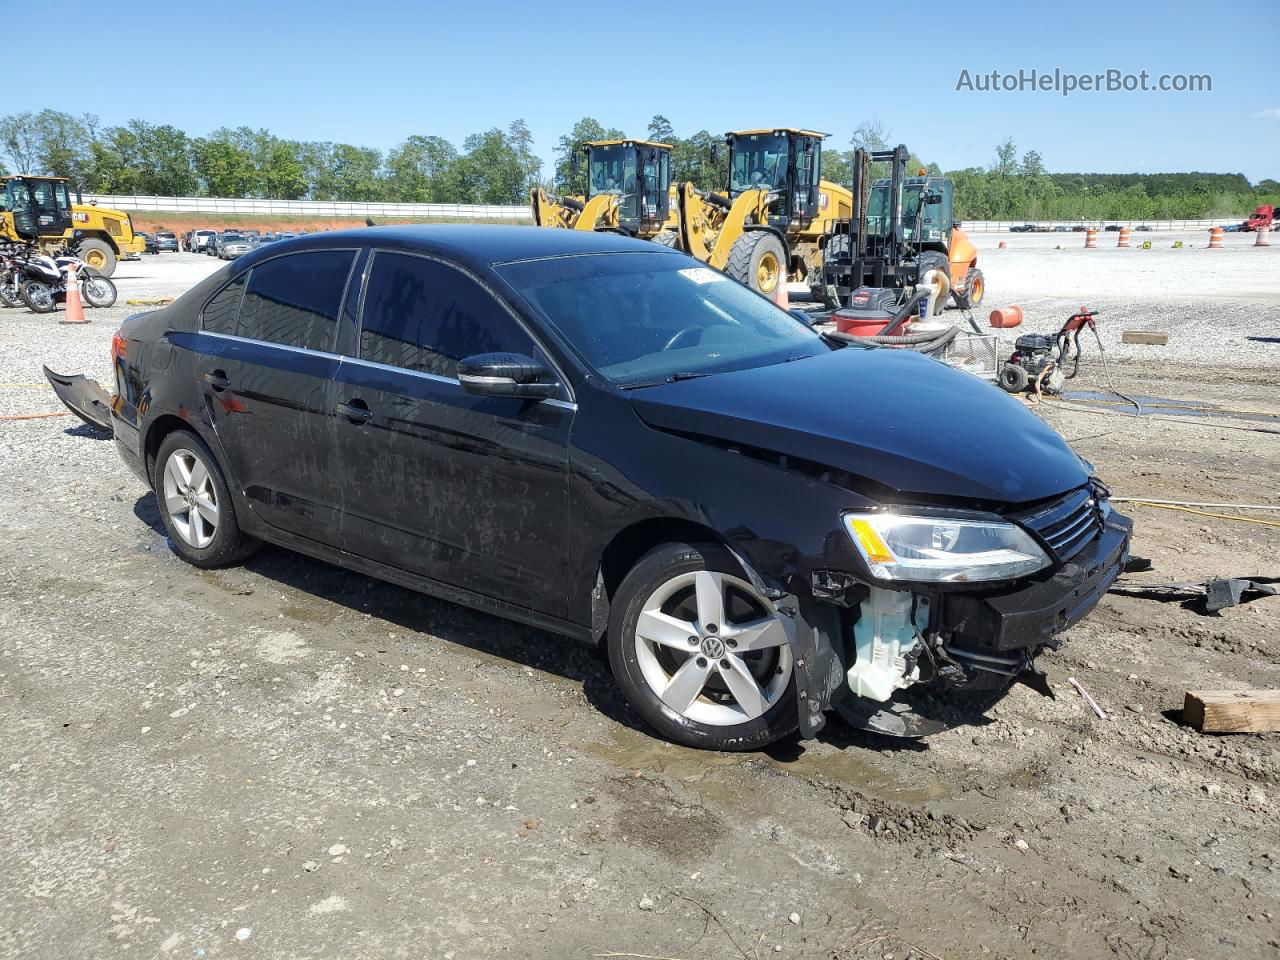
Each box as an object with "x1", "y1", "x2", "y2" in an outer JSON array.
[{"x1": 1, "y1": 246, "x2": 1278, "y2": 959}]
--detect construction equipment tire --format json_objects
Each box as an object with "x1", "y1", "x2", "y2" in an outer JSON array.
[
  {"x1": 652, "y1": 231, "x2": 679, "y2": 249},
  {"x1": 726, "y1": 232, "x2": 786, "y2": 296},
  {"x1": 915, "y1": 252, "x2": 950, "y2": 308},
  {"x1": 76, "y1": 238, "x2": 116, "y2": 278},
  {"x1": 954, "y1": 266, "x2": 985, "y2": 310}
]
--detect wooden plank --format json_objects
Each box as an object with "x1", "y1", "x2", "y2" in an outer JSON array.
[
  {"x1": 1122, "y1": 331, "x2": 1170, "y2": 346},
  {"x1": 1183, "y1": 690, "x2": 1280, "y2": 733}
]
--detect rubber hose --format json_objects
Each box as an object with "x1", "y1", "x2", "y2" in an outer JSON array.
[
  {"x1": 562, "y1": 196, "x2": 584, "y2": 211},
  {"x1": 701, "y1": 190, "x2": 732, "y2": 211},
  {"x1": 828, "y1": 325, "x2": 958, "y2": 346},
  {"x1": 913, "y1": 325, "x2": 960, "y2": 355}
]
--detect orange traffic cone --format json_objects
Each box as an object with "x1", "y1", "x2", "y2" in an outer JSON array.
[
  {"x1": 59, "y1": 263, "x2": 89, "y2": 325},
  {"x1": 1207, "y1": 227, "x2": 1224, "y2": 249},
  {"x1": 1117, "y1": 228, "x2": 1130, "y2": 248},
  {"x1": 773, "y1": 281, "x2": 790, "y2": 310},
  {"x1": 1084, "y1": 229, "x2": 1097, "y2": 249},
  {"x1": 1255, "y1": 225, "x2": 1271, "y2": 247}
]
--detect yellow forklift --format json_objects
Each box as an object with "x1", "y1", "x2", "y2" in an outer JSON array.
[
  {"x1": 1, "y1": 175, "x2": 144, "y2": 276},
  {"x1": 530, "y1": 139, "x2": 678, "y2": 241},
  {"x1": 674, "y1": 129, "x2": 853, "y2": 301}
]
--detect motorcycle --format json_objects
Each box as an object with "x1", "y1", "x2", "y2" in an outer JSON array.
[
  {"x1": 0, "y1": 245, "x2": 35, "y2": 308},
  {"x1": 18, "y1": 252, "x2": 117, "y2": 314}
]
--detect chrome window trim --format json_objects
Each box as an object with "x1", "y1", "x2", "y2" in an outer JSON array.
[{"x1": 198, "y1": 330, "x2": 342, "y2": 360}]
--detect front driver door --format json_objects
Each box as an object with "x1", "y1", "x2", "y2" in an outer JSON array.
[{"x1": 331, "y1": 250, "x2": 573, "y2": 619}]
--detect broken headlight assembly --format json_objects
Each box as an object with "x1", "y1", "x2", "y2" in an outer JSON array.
[{"x1": 843, "y1": 512, "x2": 1051, "y2": 583}]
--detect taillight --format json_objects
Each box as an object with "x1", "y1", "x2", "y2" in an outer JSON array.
[{"x1": 112, "y1": 328, "x2": 127, "y2": 359}]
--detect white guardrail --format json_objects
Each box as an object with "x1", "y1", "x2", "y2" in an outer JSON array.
[
  {"x1": 83, "y1": 196, "x2": 1249, "y2": 231},
  {"x1": 84, "y1": 194, "x2": 529, "y2": 220}
]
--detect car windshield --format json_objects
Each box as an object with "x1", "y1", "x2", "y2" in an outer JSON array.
[
  {"x1": 729, "y1": 134, "x2": 789, "y2": 194},
  {"x1": 498, "y1": 252, "x2": 828, "y2": 388}
]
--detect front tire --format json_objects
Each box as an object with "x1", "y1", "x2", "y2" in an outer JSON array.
[
  {"x1": 82, "y1": 275, "x2": 117, "y2": 308},
  {"x1": 154, "y1": 429, "x2": 259, "y2": 568},
  {"x1": 999, "y1": 363, "x2": 1029, "y2": 393},
  {"x1": 651, "y1": 230, "x2": 679, "y2": 249},
  {"x1": 607, "y1": 542, "x2": 799, "y2": 751},
  {"x1": 726, "y1": 231, "x2": 786, "y2": 297},
  {"x1": 954, "y1": 266, "x2": 985, "y2": 310}
]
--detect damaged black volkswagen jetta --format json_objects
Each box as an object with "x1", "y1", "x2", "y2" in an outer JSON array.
[{"x1": 59, "y1": 226, "x2": 1131, "y2": 750}]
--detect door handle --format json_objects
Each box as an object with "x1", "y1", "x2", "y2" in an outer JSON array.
[
  {"x1": 336, "y1": 399, "x2": 373, "y2": 424},
  {"x1": 204, "y1": 370, "x2": 230, "y2": 391}
]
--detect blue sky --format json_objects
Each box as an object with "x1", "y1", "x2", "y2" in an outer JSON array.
[{"x1": 12, "y1": 0, "x2": 1279, "y2": 182}]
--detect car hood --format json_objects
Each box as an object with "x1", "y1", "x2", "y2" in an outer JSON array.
[{"x1": 628, "y1": 347, "x2": 1088, "y2": 504}]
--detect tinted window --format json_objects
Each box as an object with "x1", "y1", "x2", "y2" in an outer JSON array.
[
  {"x1": 359, "y1": 252, "x2": 534, "y2": 378},
  {"x1": 237, "y1": 250, "x2": 355, "y2": 351},
  {"x1": 202, "y1": 275, "x2": 245, "y2": 334}
]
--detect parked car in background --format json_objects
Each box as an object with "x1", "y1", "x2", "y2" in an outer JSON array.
[
  {"x1": 1104, "y1": 224, "x2": 1122, "y2": 232},
  {"x1": 219, "y1": 235, "x2": 255, "y2": 260},
  {"x1": 1135, "y1": 225, "x2": 1153, "y2": 231},
  {"x1": 276, "y1": 232, "x2": 297, "y2": 241},
  {"x1": 137, "y1": 232, "x2": 160, "y2": 255},
  {"x1": 156, "y1": 232, "x2": 179, "y2": 252},
  {"x1": 1070, "y1": 225, "x2": 1087, "y2": 232},
  {"x1": 60, "y1": 226, "x2": 1131, "y2": 750},
  {"x1": 1009, "y1": 224, "x2": 1035, "y2": 233},
  {"x1": 192, "y1": 230, "x2": 216, "y2": 252}
]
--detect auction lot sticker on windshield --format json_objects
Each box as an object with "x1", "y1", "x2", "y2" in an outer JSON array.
[{"x1": 678, "y1": 267, "x2": 727, "y2": 284}]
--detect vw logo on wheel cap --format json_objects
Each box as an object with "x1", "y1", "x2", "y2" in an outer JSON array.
[{"x1": 700, "y1": 636, "x2": 726, "y2": 659}]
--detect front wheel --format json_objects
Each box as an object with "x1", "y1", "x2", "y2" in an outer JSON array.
[
  {"x1": 0, "y1": 277, "x2": 21, "y2": 308},
  {"x1": 21, "y1": 281, "x2": 56, "y2": 314},
  {"x1": 81, "y1": 275, "x2": 117, "y2": 308},
  {"x1": 607, "y1": 542, "x2": 799, "y2": 750},
  {"x1": 726, "y1": 231, "x2": 787, "y2": 296},
  {"x1": 954, "y1": 266, "x2": 985, "y2": 310},
  {"x1": 651, "y1": 230, "x2": 679, "y2": 249}
]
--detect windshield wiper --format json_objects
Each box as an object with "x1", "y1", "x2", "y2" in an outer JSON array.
[{"x1": 621, "y1": 370, "x2": 713, "y2": 390}]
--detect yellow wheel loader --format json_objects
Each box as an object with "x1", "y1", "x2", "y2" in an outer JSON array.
[
  {"x1": 819, "y1": 145, "x2": 982, "y2": 310},
  {"x1": 0, "y1": 176, "x2": 144, "y2": 277},
  {"x1": 530, "y1": 139, "x2": 678, "y2": 242},
  {"x1": 674, "y1": 129, "x2": 852, "y2": 301}
]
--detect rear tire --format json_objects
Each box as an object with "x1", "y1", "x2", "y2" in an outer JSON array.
[
  {"x1": 21, "y1": 281, "x2": 55, "y2": 313},
  {"x1": 915, "y1": 252, "x2": 951, "y2": 310},
  {"x1": 76, "y1": 238, "x2": 116, "y2": 278},
  {"x1": 652, "y1": 230, "x2": 679, "y2": 249},
  {"x1": 0, "y1": 279, "x2": 21, "y2": 308},
  {"x1": 726, "y1": 231, "x2": 786, "y2": 296},
  {"x1": 154, "y1": 429, "x2": 259, "y2": 568},
  {"x1": 607, "y1": 541, "x2": 799, "y2": 751}
]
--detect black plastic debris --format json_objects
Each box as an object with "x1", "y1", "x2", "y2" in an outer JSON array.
[{"x1": 1109, "y1": 576, "x2": 1278, "y2": 614}]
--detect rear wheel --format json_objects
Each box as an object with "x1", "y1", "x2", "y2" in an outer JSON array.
[
  {"x1": 155, "y1": 430, "x2": 259, "y2": 568},
  {"x1": 915, "y1": 252, "x2": 951, "y2": 310},
  {"x1": 726, "y1": 231, "x2": 786, "y2": 296},
  {"x1": 82, "y1": 275, "x2": 117, "y2": 308},
  {"x1": 607, "y1": 542, "x2": 799, "y2": 750},
  {"x1": 21, "y1": 280, "x2": 55, "y2": 313},
  {"x1": 75, "y1": 238, "x2": 116, "y2": 277},
  {"x1": 0, "y1": 277, "x2": 21, "y2": 308},
  {"x1": 651, "y1": 230, "x2": 679, "y2": 249}
]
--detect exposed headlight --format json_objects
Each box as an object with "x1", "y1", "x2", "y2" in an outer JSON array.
[{"x1": 843, "y1": 512, "x2": 1051, "y2": 583}]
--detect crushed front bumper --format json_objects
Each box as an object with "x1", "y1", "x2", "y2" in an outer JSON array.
[{"x1": 938, "y1": 510, "x2": 1132, "y2": 654}]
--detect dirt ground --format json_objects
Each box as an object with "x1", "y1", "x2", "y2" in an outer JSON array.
[{"x1": 1, "y1": 240, "x2": 1277, "y2": 960}]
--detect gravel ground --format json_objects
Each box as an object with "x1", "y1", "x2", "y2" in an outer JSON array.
[{"x1": 1, "y1": 247, "x2": 1278, "y2": 960}]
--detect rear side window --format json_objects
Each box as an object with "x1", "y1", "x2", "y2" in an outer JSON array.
[
  {"x1": 359, "y1": 252, "x2": 534, "y2": 378},
  {"x1": 236, "y1": 250, "x2": 356, "y2": 351},
  {"x1": 202, "y1": 275, "x2": 245, "y2": 334}
]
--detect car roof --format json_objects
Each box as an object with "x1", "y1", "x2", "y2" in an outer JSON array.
[{"x1": 235, "y1": 224, "x2": 681, "y2": 271}]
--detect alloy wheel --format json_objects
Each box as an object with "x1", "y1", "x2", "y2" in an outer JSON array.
[
  {"x1": 633, "y1": 570, "x2": 793, "y2": 726},
  {"x1": 162, "y1": 448, "x2": 220, "y2": 549}
]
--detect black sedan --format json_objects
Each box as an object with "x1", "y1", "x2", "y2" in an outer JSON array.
[{"x1": 56, "y1": 226, "x2": 1130, "y2": 750}]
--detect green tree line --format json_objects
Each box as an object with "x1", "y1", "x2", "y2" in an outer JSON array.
[{"x1": 2, "y1": 109, "x2": 1275, "y2": 219}]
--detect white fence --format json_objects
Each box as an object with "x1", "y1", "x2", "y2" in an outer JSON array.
[
  {"x1": 82, "y1": 195, "x2": 1249, "y2": 232},
  {"x1": 84, "y1": 194, "x2": 529, "y2": 220},
  {"x1": 961, "y1": 218, "x2": 1246, "y2": 233}
]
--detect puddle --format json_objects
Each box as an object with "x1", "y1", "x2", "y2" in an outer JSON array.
[{"x1": 1062, "y1": 390, "x2": 1280, "y2": 425}]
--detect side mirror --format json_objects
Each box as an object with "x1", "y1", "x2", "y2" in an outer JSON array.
[
  {"x1": 458, "y1": 353, "x2": 559, "y2": 400},
  {"x1": 952, "y1": 219, "x2": 963, "y2": 229}
]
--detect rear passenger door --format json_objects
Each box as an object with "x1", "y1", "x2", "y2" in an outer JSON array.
[
  {"x1": 332, "y1": 250, "x2": 573, "y2": 619},
  {"x1": 190, "y1": 249, "x2": 359, "y2": 543}
]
